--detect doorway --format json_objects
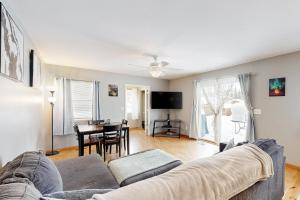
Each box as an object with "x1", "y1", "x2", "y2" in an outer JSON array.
[{"x1": 125, "y1": 84, "x2": 151, "y2": 135}]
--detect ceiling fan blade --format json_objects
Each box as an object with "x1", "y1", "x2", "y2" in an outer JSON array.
[
  {"x1": 128, "y1": 64, "x2": 149, "y2": 68},
  {"x1": 163, "y1": 67, "x2": 184, "y2": 71},
  {"x1": 160, "y1": 61, "x2": 169, "y2": 67},
  {"x1": 128, "y1": 64, "x2": 150, "y2": 71}
]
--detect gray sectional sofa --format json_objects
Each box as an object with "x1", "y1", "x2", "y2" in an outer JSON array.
[{"x1": 0, "y1": 139, "x2": 284, "y2": 200}]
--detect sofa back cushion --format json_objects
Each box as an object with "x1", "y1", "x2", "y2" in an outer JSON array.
[{"x1": 0, "y1": 151, "x2": 63, "y2": 195}]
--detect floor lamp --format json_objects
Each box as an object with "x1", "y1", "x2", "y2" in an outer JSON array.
[{"x1": 46, "y1": 90, "x2": 59, "y2": 156}]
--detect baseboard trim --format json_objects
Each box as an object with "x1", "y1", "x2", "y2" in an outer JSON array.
[
  {"x1": 286, "y1": 163, "x2": 300, "y2": 170},
  {"x1": 180, "y1": 134, "x2": 189, "y2": 139}
]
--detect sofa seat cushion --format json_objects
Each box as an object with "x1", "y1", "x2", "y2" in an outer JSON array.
[
  {"x1": 0, "y1": 151, "x2": 63, "y2": 195},
  {"x1": 0, "y1": 179, "x2": 42, "y2": 200},
  {"x1": 54, "y1": 154, "x2": 119, "y2": 191}
]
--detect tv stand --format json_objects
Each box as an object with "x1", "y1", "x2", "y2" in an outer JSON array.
[{"x1": 152, "y1": 115, "x2": 181, "y2": 138}]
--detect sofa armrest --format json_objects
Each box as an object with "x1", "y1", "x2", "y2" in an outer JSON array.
[{"x1": 230, "y1": 139, "x2": 285, "y2": 200}]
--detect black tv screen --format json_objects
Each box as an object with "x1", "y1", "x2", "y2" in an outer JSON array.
[{"x1": 151, "y1": 92, "x2": 182, "y2": 109}]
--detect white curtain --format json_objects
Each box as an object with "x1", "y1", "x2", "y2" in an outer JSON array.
[
  {"x1": 92, "y1": 81, "x2": 101, "y2": 121},
  {"x1": 53, "y1": 78, "x2": 74, "y2": 135},
  {"x1": 189, "y1": 81, "x2": 202, "y2": 139},
  {"x1": 201, "y1": 77, "x2": 237, "y2": 143},
  {"x1": 238, "y1": 74, "x2": 255, "y2": 142}
]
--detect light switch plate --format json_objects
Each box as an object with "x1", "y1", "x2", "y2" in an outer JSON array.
[{"x1": 253, "y1": 109, "x2": 262, "y2": 115}]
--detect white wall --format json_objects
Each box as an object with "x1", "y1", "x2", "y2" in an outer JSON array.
[
  {"x1": 0, "y1": 1, "x2": 46, "y2": 166},
  {"x1": 169, "y1": 51, "x2": 300, "y2": 166},
  {"x1": 45, "y1": 65, "x2": 169, "y2": 149}
]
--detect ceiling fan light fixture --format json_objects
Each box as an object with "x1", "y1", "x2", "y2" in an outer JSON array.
[{"x1": 150, "y1": 69, "x2": 162, "y2": 78}]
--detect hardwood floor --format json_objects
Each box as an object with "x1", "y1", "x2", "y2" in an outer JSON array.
[
  {"x1": 284, "y1": 165, "x2": 300, "y2": 200},
  {"x1": 49, "y1": 128, "x2": 300, "y2": 200}
]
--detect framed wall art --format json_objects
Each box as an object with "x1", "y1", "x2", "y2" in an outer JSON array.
[
  {"x1": 269, "y1": 77, "x2": 286, "y2": 97},
  {"x1": 29, "y1": 50, "x2": 41, "y2": 87},
  {"x1": 0, "y1": 3, "x2": 24, "y2": 82},
  {"x1": 108, "y1": 84, "x2": 118, "y2": 97}
]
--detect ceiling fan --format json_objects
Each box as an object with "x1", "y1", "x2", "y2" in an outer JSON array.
[{"x1": 128, "y1": 55, "x2": 182, "y2": 78}]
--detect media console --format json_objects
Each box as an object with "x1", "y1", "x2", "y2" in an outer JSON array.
[{"x1": 152, "y1": 116, "x2": 181, "y2": 138}]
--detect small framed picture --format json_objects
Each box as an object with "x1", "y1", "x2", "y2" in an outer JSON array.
[
  {"x1": 269, "y1": 77, "x2": 286, "y2": 97},
  {"x1": 108, "y1": 84, "x2": 118, "y2": 96},
  {"x1": 29, "y1": 50, "x2": 41, "y2": 87}
]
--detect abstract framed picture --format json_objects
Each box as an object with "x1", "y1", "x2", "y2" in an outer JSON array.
[
  {"x1": 0, "y1": 3, "x2": 24, "y2": 82},
  {"x1": 29, "y1": 50, "x2": 41, "y2": 87},
  {"x1": 108, "y1": 84, "x2": 118, "y2": 97},
  {"x1": 269, "y1": 77, "x2": 286, "y2": 97}
]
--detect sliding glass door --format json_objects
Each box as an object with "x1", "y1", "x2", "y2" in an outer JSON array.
[{"x1": 197, "y1": 77, "x2": 248, "y2": 143}]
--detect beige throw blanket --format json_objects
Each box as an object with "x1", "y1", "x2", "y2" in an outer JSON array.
[{"x1": 92, "y1": 144, "x2": 274, "y2": 200}]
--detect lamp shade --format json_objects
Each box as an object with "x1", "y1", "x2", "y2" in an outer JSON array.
[
  {"x1": 48, "y1": 86, "x2": 56, "y2": 93},
  {"x1": 48, "y1": 77, "x2": 57, "y2": 92}
]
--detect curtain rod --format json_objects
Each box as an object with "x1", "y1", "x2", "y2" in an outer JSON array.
[
  {"x1": 194, "y1": 72, "x2": 257, "y2": 82},
  {"x1": 55, "y1": 76, "x2": 99, "y2": 83}
]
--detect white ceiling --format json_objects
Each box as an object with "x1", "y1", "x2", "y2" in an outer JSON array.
[{"x1": 6, "y1": 0, "x2": 300, "y2": 79}]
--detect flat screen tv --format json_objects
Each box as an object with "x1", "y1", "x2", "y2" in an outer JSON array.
[{"x1": 151, "y1": 91, "x2": 182, "y2": 109}]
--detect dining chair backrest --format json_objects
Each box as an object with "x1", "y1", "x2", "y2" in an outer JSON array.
[
  {"x1": 122, "y1": 119, "x2": 128, "y2": 125},
  {"x1": 73, "y1": 124, "x2": 81, "y2": 141},
  {"x1": 73, "y1": 124, "x2": 79, "y2": 134},
  {"x1": 103, "y1": 124, "x2": 122, "y2": 135},
  {"x1": 88, "y1": 120, "x2": 105, "y2": 125}
]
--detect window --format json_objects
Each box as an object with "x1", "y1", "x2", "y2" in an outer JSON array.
[{"x1": 71, "y1": 80, "x2": 93, "y2": 120}]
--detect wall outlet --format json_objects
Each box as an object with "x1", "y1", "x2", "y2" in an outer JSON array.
[{"x1": 253, "y1": 109, "x2": 262, "y2": 115}]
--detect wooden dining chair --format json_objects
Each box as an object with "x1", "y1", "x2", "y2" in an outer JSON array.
[
  {"x1": 87, "y1": 120, "x2": 106, "y2": 154},
  {"x1": 73, "y1": 124, "x2": 101, "y2": 155},
  {"x1": 100, "y1": 124, "x2": 122, "y2": 161},
  {"x1": 87, "y1": 120, "x2": 108, "y2": 154}
]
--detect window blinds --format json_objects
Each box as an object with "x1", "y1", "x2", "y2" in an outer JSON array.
[{"x1": 71, "y1": 80, "x2": 93, "y2": 120}]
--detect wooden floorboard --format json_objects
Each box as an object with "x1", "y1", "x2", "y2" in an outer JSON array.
[{"x1": 49, "y1": 128, "x2": 300, "y2": 199}]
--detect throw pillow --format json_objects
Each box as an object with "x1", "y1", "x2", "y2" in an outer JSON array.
[
  {"x1": 0, "y1": 181, "x2": 42, "y2": 200},
  {"x1": 0, "y1": 151, "x2": 63, "y2": 195},
  {"x1": 253, "y1": 139, "x2": 276, "y2": 151}
]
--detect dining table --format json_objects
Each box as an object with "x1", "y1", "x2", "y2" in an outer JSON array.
[{"x1": 77, "y1": 123, "x2": 130, "y2": 157}]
